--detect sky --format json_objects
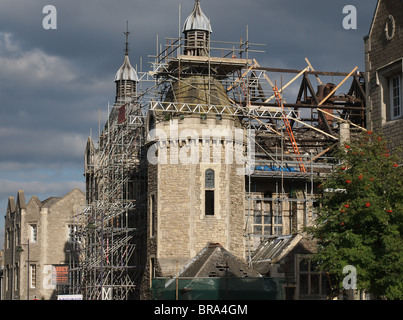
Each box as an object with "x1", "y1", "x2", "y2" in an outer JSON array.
[{"x1": 0, "y1": 0, "x2": 378, "y2": 249}]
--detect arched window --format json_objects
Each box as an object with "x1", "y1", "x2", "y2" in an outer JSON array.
[{"x1": 205, "y1": 169, "x2": 215, "y2": 216}]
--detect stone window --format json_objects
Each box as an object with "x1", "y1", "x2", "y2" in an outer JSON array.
[
  {"x1": 5, "y1": 266, "x2": 9, "y2": 291},
  {"x1": 253, "y1": 199, "x2": 272, "y2": 236},
  {"x1": 205, "y1": 169, "x2": 215, "y2": 216},
  {"x1": 6, "y1": 228, "x2": 10, "y2": 249},
  {"x1": 390, "y1": 74, "x2": 402, "y2": 120},
  {"x1": 297, "y1": 256, "x2": 328, "y2": 299},
  {"x1": 30, "y1": 264, "x2": 37, "y2": 289},
  {"x1": 14, "y1": 263, "x2": 19, "y2": 292},
  {"x1": 16, "y1": 224, "x2": 20, "y2": 245},
  {"x1": 252, "y1": 197, "x2": 283, "y2": 237},
  {"x1": 149, "y1": 194, "x2": 156, "y2": 237},
  {"x1": 68, "y1": 225, "x2": 81, "y2": 243},
  {"x1": 150, "y1": 257, "x2": 156, "y2": 288},
  {"x1": 30, "y1": 224, "x2": 37, "y2": 243},
  {"x1": 376, "y1": 59, "x2": 403, "y2": 123}
]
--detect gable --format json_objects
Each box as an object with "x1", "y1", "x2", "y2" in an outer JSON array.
[
  {"x1": 7, "y1": 196, "x2": 15, "y2": 216},
  {"x1": 179, "y1": 242, "x2": 261, "y2": 278},
  {"x1": 45, "y1": 188, "x2": 85, "y2": 215},
  {"x1": 16, "y1": 189, "x2": 26, "y2": 210},
  {"x1": 366, "y1": 0, "x2": 381, "y2": 39},
  {"x1": 367, "y1": 0, "x2": 403, "y2": 47},
  {"x1": 26, "y1": 195, "x2": 42, "y2": 210}
]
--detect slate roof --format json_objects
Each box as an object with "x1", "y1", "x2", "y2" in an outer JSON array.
[
  {"x1": 179, "y1": 242, "x2": 261, "y2": 278},
  {"x1": 41, "y1": 196, "x2": 62, "y2": 208}
]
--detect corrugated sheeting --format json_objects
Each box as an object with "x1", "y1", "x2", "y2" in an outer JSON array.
[{"x1": 251, "y1": 234, "x2": 302, "y2": 274}]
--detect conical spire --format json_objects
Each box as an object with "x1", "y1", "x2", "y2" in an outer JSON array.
[
  {"x1": 182, "y1": 0, "x2": 212, "y2": 33},
  {"x1": 114, "y1": 55, "x2": 138, "y2": 82},
  {"x1": 114, "y1": 23, "x2": 138, "y2": 104},
  {"x1": 114, "y1": 22, "x2": 138, "y2": 82}
]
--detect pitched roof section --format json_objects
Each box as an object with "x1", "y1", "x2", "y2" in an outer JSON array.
[
  {"x1": 6, "y1": 188, "x2": 84, "y2": 210},
  {"x1": 16, "y1": 190, "x2": 26, "y2": 209},
  {"x1": 42, "y1": 188, "x2": 84, "y2": 208},
  {"x1": 28, "y1": 195, "x2": 43, "y2": 208},
  {"x1": 179, "y1": 243, "x2": 261, "y2": 278},
  {"x1": 251, "y1": 234, "x2": 303, "y2": 274},
  {"x1": 7, "y1": 196, "x2": 16, "y2": 214},
  {"x1": 365, "y1": 0, "x2": 381, "y2": 38},
  {"x1": 41, "y1": 196, "x2": 62, "y2": 208}
]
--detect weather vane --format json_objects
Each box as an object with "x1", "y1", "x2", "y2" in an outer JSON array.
[{"x1": 124, "y1": 21, "x2": 130, "y2": 55}]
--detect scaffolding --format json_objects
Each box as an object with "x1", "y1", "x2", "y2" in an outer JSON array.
[
  {"x1": 149, "y1": 33, "x2": 366, "y2": 257},
  {"x1": 68, "y1": 95, "x2": 148, "y2": 299},
  {"x1": 67, "y1": 21, "x2": 366, "y2": 299}
]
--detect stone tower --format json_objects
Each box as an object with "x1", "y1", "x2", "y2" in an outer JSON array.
[{"x1": 142, "y1": 0, "x2": 248, "y2": 294}]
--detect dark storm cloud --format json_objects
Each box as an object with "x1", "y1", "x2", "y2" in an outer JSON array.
[{"x1": 0, "y1": 0, "x2": 378, "y2": 249}]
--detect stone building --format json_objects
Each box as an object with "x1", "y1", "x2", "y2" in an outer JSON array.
[
  {"x1": 0, "y1": 251, "x2": 3, "y2": 300},
  {"x1": 144, "y1": 0, "x2": 246, "y2": 280},
  {"x1": 77, "y1": 0, "x2": 366, "y2": 300},
  {"x1": 141, "y1": 0, "x2": 326, "y2": 299},
  {"x1": 251, "y1": 234, "x2": 329, "y2": 300},
  {"x1": 2, "y1": 188, "x2": 85, "y2": 300},
  {"x1": 364, "y1": 0, "x2": 403, "y2": 158}
]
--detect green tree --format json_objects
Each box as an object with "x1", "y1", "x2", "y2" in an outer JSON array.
[{"x1": 307, "y1": 131, "x2": 403, "y2": 299}]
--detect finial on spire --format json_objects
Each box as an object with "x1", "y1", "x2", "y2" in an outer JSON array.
[{"x1": 124, "y1": 21, "x2": 130, "y2": 56}]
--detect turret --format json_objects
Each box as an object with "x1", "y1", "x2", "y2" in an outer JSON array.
[
  {"x1": 182, "y1": 0, "x2": 212, "y2": 56},
  {"x1": 114, "y1": 24, "x2": 138, "y2": 105}
]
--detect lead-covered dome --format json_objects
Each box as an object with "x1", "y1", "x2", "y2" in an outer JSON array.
[
  {"x1": 114, "y1": 54, "x2": 138, "y2": 82},
  {"x1": 182, "y1": 0, "x2": 212, "y2": 33}
]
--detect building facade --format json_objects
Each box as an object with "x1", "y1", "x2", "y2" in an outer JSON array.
[
  {"x1": 2, "y1": 188, "x2": 85, "y2": 300},
  {"x1": 75, "y1": 0, "x2": 366, "y2": 300},
  {"x1": 144, "y1": 0, "x2": 246, "y2": 281},
  {"x1": 365, "y1": 0, "x2": 403, "y2": 158},
  {"x1": 0, "y1": 251, "x2": 3, "y2": 300}
]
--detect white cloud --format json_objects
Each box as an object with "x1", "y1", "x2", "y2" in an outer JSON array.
[
  {"x1": 0, "y1": 179, "x2": 84, "y2": 198},
  {"x1": 0, "y1": 126, "x2": 87, "y2": 163},
  {"x1": 0, "y1": 32, "x2": 78, "y2": 88},
  {"x1": 0, "y1": 0, "x2": 379, "y2": 248},
  {"x1": 0, "y1": 31, "x2": 112, "y2": 100}
]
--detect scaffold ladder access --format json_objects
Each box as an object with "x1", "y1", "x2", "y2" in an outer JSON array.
[{"x1": 273, "y1": 85, "x2": 306, "y2": 173}]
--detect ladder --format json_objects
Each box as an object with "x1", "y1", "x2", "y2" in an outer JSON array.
[{"x1": 273, "y1": 85, "x2": 306, "y2": 173}]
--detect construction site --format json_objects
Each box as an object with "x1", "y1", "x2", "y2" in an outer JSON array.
[{"x1": 66, "y1": 0, "x2": 366, "y2": 300}]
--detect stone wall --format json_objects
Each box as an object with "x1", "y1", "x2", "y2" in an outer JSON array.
[
  {"x1": 145, "y1": 115, "x2": 246, "y2": 279},
  {"x1": 2, "y1": 189, "x2": 85, "y2": 300},
  {"x1": 365, "y1": 0, "x2": 403, "y2": 158}
]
